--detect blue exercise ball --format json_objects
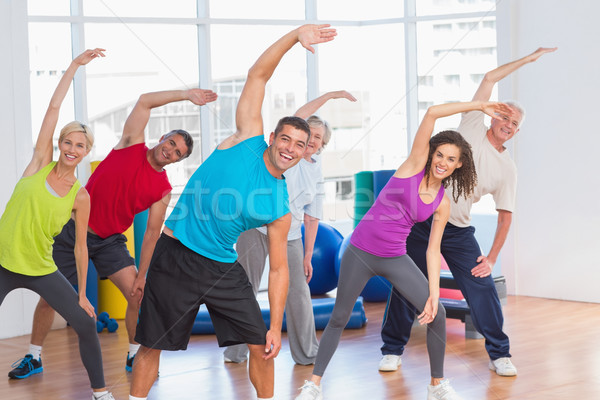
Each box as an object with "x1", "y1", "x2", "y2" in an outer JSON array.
[
  {"x1": 302, "y1": 222, "x2": 343, "y2": 295},
  {"x1": 335, "y1": 231, "x2": 392, "y2": 302}
]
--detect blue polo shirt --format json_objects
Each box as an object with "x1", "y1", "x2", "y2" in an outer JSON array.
[{"x1": 165, "y1": 136, "x2": 289, "y2": 263}]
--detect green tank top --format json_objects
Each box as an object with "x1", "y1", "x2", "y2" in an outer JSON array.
[{"x1": 0, "y1": 162, "x2": 82, "y2": 276}]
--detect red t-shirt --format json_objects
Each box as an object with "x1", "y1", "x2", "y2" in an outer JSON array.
[{"x1": 86, "y1": 143, "x2": 172, "y2": 238}]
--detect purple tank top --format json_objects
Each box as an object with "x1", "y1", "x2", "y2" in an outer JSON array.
[{"x1": 350, "y1": 169, "x2": 445, "y2": 257}]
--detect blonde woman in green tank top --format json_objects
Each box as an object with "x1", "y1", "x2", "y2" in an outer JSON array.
[{"x1": 0, "y1": 49, "x2": 117, "y2": 400}]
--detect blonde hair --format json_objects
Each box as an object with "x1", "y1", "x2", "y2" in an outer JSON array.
[{"x1": 59, "y1": 121, "x2": 94, "y2": 151}]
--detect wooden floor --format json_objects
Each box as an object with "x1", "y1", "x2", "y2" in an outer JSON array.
[{"x1": 1, "y1": 295, "x2": 599, "y2": 399}]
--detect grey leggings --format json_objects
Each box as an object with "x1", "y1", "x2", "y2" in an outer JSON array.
[
  {"x1": 313, "y1": 244, "x2": 446, "y2": 378},
  {"x1": 0, "y1": 265, "x2": 105, "y2": 389}
]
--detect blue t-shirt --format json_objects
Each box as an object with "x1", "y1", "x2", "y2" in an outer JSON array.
[{"x1": 165, "y1": 136, "x2": 290, "y2": 263}]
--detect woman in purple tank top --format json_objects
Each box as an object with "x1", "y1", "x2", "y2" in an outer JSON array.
[{"x1": 295, "y1": 101, "x2": 513, "y2": 400}]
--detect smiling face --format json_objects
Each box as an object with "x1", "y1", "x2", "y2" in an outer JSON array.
[
  {"x1": 304, "y1": 125, "x2": 325, "y2": 159},
  {"x1": 266, "y1": 125, "x2": 309, "y2": 176},
  {"x1": 489, "y1": 106, "x2": 522, "y2": 145},
  {"x1": 58, "y1": 131, "x2": 90, "y2": 167},
  {"x1": 151, "y1": 133, "x2": 190, "y2": 168},
  {"x1": 429, "y1": 143, "x2": 463, "y2": 181}
]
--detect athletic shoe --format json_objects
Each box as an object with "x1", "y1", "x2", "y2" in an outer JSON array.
[
  {"x1": 8, "y1": 354, "x2": 43, "y2": 379},
  {"x1": 223, "y1": 355, "x2": 246, "y2": 363},
  {"x1": 427, "y1": 379, "x2": 463, "y2": 400},
  {"x1": 92, "y1": 392, "x2": 115, "y2": 400},
  {"x1": 295, "y1": 380, "x2": 323, "y2": 400},
  {"x1": 378, "y1": 354, "x2": 402, "y2": 371},
  {"x1": 126, "y1": 352, "x2": 135, "y2": 372},
  {"x1": 489, "y1": 357, "x2": 517, "y2": 376}
]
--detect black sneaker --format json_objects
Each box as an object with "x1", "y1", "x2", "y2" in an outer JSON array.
[
  {"x1": 125, "y1": 352, "x2": 135, "y2": 372},
  {"x1": 8, "y1": 354, "x2": 43, "y2": 379}
]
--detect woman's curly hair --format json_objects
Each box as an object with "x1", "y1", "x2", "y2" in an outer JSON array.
[{"x1": 424, "y1": 130, "x2": 477, "y2": 202}]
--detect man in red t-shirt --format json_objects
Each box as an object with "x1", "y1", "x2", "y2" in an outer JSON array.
[{"x1": 8, "y1": 88, "x2": 217, "y2": 378}]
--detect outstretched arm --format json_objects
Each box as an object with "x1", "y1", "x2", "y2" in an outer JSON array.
[
  {"x1": 72, "y1": 188, "x2": 96, "y2": 319},
  {"x1": 472, "y1": 47, "x2": 557, "y2": 102},
  {"x1": 263, "y1": 213, "x2": 292, "y2": 360},
  {"x1": 417, "y1": 195, "x2": 450, "y2": 325},
  {"x1": 294, "y1": 90, "x2": 356, "y2": 120},
  {"x1": 219, "y1": 24, "x2": 337, "y2": 150},
  {"x1": 117, "y1": 88, "x2": 217, "y2": 149},
  {"x1": 23, "y1": 48, "x2": 105, "y2": 177},
  {"x1": 397, "y1": 101, "x2": 514, "y2": 177},
  {"x1": 472, "y1": 209, "x2": 512, "y2": 278},
  {"x1": 130, "y1": 193, "x2": 170, "y2": 306},
  {"x1": 302, "y1": 214, "x2": 320, "y2": 283}
]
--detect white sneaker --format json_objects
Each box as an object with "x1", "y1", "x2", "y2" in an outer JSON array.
[
  {"x1": 295, "y1": 380, "x2": 323, "y2": 400},
  {"x1": 378, "y1": 354, "x2": 402, "y2": 371},
  {"x1": 427, "y1": 379, "x2": 463, "y2": 400},
  {"x1": 489, "y1": 357, "x2": 517, "y2": 376},
  {"x1": 92, "y1": 392, "x2": 115, "y2": 400},
  {"x1": 224, "y1": 355, "x2": 246, "y2": 363}
]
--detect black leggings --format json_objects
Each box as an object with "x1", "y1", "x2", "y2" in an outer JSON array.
[
  {"x1": 313, "y1": 244, "x2": 446, "y2": 378},
  {"x1": 0, "y1": 265, "x2": 105, "y2": 389}
]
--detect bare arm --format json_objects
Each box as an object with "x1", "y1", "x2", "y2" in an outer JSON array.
[
  {"x1": 472, "y1": 47, "x2": 557, "y2": 102},
  {"x1": 302, "y1": 214, "x2": 320, "y2": 283},
  {"x1": 72, "y1": 188, "x2": 96, "y2": 319},
  {"x1": 396, "y1": 101, "x2": 513, "y2": 178},
  {"x1": 417, "y1": 196, "x2": 450, "y2": 325},
  {"x1": 472, "y1": 209, "x2": 512, "y2": 278},
  {"x1": 293, "y1": 90, "x2": 356, "y2": 120},
  {"x1": 263, "y1": 213, "x2": 292, "y2": 360},
  {"x1": 219, "y1": 24, "x2": 337, "y2": 150},
  {"x1": 23, "y1": 48, "x2": 105, "y2": 177},
  {"x1": 117, "y1": 89, "x2": 217, "y2": 149},
  {"x1": 130, "y1": 193, "x2": 170, "y2": 305}
]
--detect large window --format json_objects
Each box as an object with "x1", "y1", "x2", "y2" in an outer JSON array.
[
  {"x1": 26, "y1": 0, "x2": 497, "y2": 222},
  {"x1": 416, "y1": 16, "x2": 498, "y2": 131}
]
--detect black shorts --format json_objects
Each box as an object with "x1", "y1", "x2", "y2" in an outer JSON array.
[
  {"x1": 52, "y1": 219, "x2": 136, "y2": 285},
  {"x1": 135, "y1": 234, "x2": 267, "y2": 351}
]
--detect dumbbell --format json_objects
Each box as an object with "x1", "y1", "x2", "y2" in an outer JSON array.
[{"x1": 96, "y1": 312, "x2": 119, "y2": 333}]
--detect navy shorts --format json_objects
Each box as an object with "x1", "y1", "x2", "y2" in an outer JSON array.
[
  {"x1": 135, "y1": 234, "x2": 267, "y2": 351},
  {"x1": 52, "y1": 219, "x2": 136, "y2": 285}
]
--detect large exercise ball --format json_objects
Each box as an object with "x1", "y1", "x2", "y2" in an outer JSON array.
[
  {"x1": 335, "y1": 231, "x2": 392, "y2": 302},
  {"x1": 302, "y1": 222, "x2": 343, "y2": 295}
]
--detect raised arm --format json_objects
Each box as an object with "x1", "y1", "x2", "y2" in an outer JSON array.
[
  {"x1": 294, "y1": 90, "x2": 356, "y2": 120},
  {"x1": 220, "y1": 24, "x2": 336, "y2": 150},
  {"x1": 117, "y1": 88, "x2": 217, "y2": 149},
  {"x1": 23, "y1": 48, "x2": 105, "y2": 177},
  {"x1": 397, "y1": 101, "x2": 514, "y2": 177},
  {"x1": 263, "y1": 213, "x2": 292, "y2": 360},
  {"x1": 472, "y1": 47, "x2": 557, "y2": 102},
  {"x1": 130, "y1": 193, "x2": 171, "y2": 306}
]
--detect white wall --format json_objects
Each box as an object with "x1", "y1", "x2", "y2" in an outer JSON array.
[
  {"x1": 0, "y1": 0, "x2": 41, "y2": 339},
  {"x1": 497, "y1": 0, "x2": 600, "y2": 303}
]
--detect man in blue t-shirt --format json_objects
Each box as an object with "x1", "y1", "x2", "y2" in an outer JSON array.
[{"x1": 129, "y1": 24, "x2": 337, "y2": 400}]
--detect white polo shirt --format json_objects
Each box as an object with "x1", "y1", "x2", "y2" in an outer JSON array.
[
  {"x1": 257, "y1": 154, "x2": 324, "y2": 240},
  {"x1": 450, "y1": 111, "x2": 518, "y2": 228}
]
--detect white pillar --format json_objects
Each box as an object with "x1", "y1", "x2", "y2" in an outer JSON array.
[{"x1": 0, "y1": 0, "x2": 41, "y2": 339}]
